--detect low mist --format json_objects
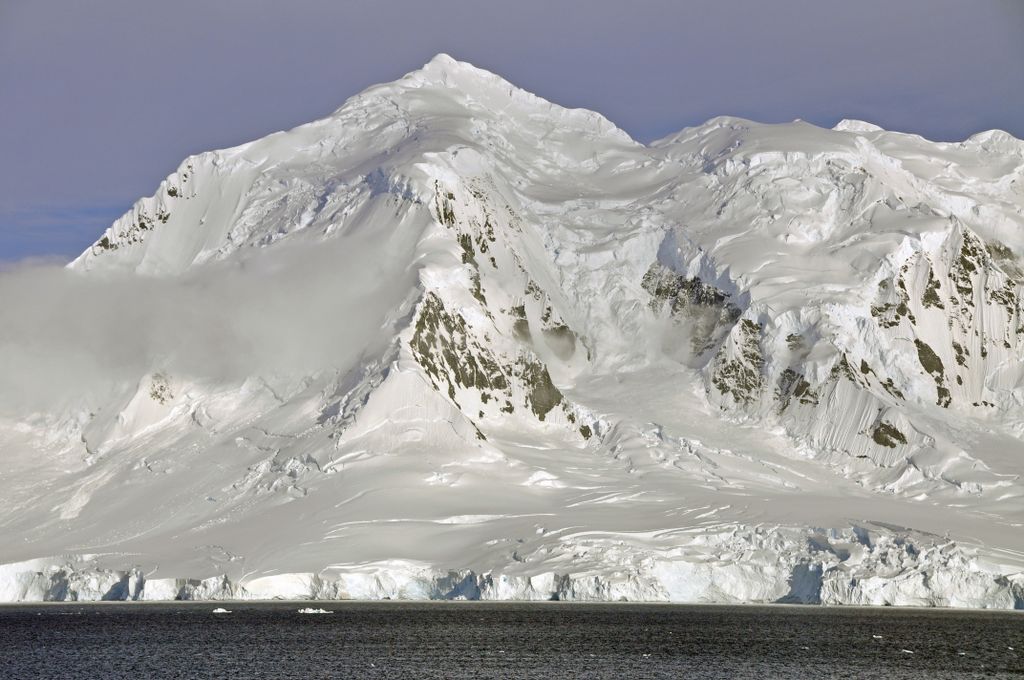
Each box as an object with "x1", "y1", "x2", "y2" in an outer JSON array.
[{"x1": 0, "y1": 234, "x2": 418, "y2": 414}]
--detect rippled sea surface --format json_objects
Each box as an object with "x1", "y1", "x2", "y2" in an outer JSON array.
[{"x1": 1, "y1": 602, "x2": 1021, "y2": 679}]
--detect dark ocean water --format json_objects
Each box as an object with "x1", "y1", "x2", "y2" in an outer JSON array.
[{"x1": 0, "y1": 601, "x2": 1020, "y2": 679}]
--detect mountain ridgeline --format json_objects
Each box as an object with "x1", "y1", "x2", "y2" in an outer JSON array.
[{"x1": 2, "y1": 56, "x2": 1022, "y2": 606}]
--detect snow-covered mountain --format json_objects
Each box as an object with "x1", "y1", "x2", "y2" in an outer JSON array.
[{"x1": 2, "y1": 54, "x2": 1023, "y2": 606}]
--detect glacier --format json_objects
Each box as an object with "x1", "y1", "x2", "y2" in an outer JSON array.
[{"x1": 1, "y1": 54, "x2": 1022, "y2": 607}]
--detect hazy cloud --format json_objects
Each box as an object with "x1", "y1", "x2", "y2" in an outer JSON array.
[{"x1": 0, "y1": 235, "x2": 417, "y2": 413}]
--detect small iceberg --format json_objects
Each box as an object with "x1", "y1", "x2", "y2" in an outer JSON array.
[
  {"x1": 212, "y1": 607, "x2": 232, "y2": 614},
  {"x1": 297, "y1": 607, "x2": 332, "y2": 614}
]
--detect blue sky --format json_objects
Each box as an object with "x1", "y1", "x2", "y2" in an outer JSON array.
[{"x1": 2, "y1": 0, "x2": 1022, "y2": 262}]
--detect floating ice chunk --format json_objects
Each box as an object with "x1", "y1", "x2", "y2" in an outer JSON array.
[
  {"x1": 901, "y1": 649, "x2": 914, "y2": 654},
  {"x1": 212, "y1": 607, "x2": 231, "y2": 614},
  {"x1": 872, "y1": 635, "x2": 883, "y2": 639},
  {"x1": 297, "y1": 607, "x2": 332, "y2": 614}
]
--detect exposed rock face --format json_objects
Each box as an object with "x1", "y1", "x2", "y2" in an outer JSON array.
[{"x1": 1, "y1": 55, "x2": 1022, "y2": 606}]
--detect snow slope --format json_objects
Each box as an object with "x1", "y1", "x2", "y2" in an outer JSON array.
[{"x1": 2, "y1": 55, "x2": 1023, "y2": 606}]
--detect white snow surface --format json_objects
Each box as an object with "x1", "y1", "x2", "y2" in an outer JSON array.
[{"x1": 2, "y1": 55, "x2": 1023, "y2": 607}]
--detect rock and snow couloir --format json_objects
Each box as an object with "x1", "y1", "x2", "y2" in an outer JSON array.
[{"x1": 2, "y1": 54, "x2": 1023, "y2": 606}]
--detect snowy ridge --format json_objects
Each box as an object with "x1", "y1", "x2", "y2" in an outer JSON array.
[{"x1": 3, "y1": 55, "x2": 1023, "y2": 606}]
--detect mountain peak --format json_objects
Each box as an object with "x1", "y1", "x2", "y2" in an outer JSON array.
[
  {"x1": 349, "y1": 52, "x2": 638, "y2": 148},
  {"x1": 419, "y1": 52, "x2": 474, "y2": 76},
  {"x1": 400, "y1": 53, "x2": 513, "y2": 92}
]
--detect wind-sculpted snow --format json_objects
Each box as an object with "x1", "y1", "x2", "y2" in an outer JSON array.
[{"x1": 1, "y1": 55, "x2": 1022, "y2": 606}]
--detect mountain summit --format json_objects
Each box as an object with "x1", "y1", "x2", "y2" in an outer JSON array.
[{"x1": 4, "y1": 56, "x2": 1023, "y2": 606}]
